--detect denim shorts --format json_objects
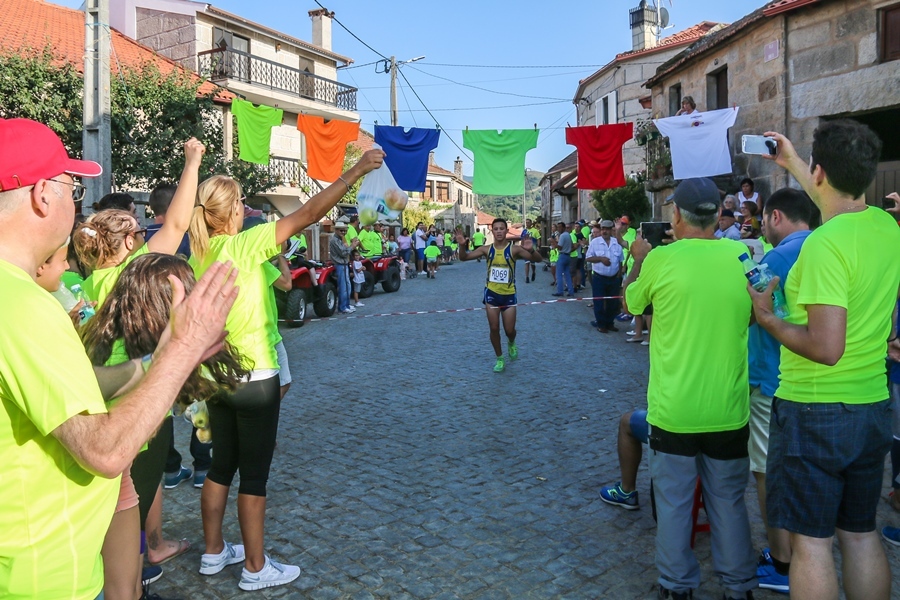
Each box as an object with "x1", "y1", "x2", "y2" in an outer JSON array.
[{"x1": 767, "y1": 397, "x2": 892, "y2": 537}]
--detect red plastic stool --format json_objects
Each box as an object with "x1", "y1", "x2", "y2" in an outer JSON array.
[{"x1": 690, "y1": 477, "x2": 710, "y2": 548}]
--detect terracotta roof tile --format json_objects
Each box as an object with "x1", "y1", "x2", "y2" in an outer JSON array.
[
  {"x1": 351, "y1": 128, "x2": 375, "y2": 152},
  {"x1": 763, "y1": 0, "x2": 821, "y2": 17},
  {"x1": 0, "y1": 0, "x2": 232, "y2": 102}
]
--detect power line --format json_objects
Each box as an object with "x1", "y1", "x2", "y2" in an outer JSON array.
[
  {"x1": 313, "y1": 0, "x2": 387, "y2": 60},
  {"x1": 396, "y1": 68, "x2": 472, "y2": 161},
  {"x1": 343, "y1": 68, "x2": 387, "y2": 124},
  {"x1": 352, "y1": 69, "x2": 598, "y2": 90},
  {"x1": 417, "y1": 62, "x2": 609, "y2": 69},
  {"x1": 397, "y1": 77, "x2": 419, "y2": 127},
  {"x1": 357, "y1": 99, "x2": 569, "y2": 112},
  {"x1": 406, "y1": 65, "x2": 571, "y2": 101},
  {"x1": 338, "y1": 59, "x2": 380, "y2": 70}
]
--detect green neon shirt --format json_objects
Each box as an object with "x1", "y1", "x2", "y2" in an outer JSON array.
[
  {"x1": 776, "y1": 208, "x2": 900, "y2": 403},
  {"x1": 463, "y1": 129, "x2": 539, "y2": 195},
  {"x1": 83, "y1": 245, "x2": 151, "y2": 308},
  {"x1": 625, "y1": 238, "x2": 751, "y2": 433},
  {"x1": 473, "y1": 231, "x2": 486, "y2": 246},
  {"x1": 424, "y1": 245, "x2": 441, "y2": 259},
  {"x1": 231, "y1": 99, "x2": 283, "y2": 165}
]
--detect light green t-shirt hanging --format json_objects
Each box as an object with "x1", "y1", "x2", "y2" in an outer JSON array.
[
  {"x1": 232, "y1": 99, "x2": 283, "y2": 165},
  {"x1": 463, "y1": 129, "x2": 539, "y2": 195}
]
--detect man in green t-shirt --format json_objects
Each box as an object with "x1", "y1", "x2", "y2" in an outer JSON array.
[
  {"x1": 0, "y1": 118, "x2": 240, "y2": 600},
  {"x1": 346, "y1": 214, "x2": 364, "y2": 253},
  {"x1": 623, "y1": 177, "x2": 756, "y2": 600},
  {"x1": 523, "y1": 218, "x2": 542, "y2": 283},
  {"x1": 748, "y1": 121, "x2": 900, "y2": 600},
  {"x1": 472, "y1": 228, "x2": 486, "y2": 263}
]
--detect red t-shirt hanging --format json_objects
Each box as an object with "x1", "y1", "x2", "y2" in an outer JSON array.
[
  {"x1": 297, "y1": 114, "x2": 360, "y2": 182},
  {"x1": 565, "y1": 123, "x2": 634, "y2": 190}
]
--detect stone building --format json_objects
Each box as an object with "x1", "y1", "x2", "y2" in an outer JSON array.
[
  {"x1": 539, "y1": 151, "x2": 578, "y2": 239},
  {"x1": 570, "y1": 2, "x2": 725, "y2": 222},
  {"x1": 644, "y1": 0, "x2": 900, "y2": 214},
  {"x1": 413, "y1": 153, "x2": 477, "y2": 234}
]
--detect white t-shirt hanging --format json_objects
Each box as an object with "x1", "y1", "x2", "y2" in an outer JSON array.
[{"x1": 654, "y1": 107, "x2": 739, "y2": 180}]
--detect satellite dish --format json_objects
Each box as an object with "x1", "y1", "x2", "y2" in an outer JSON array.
[{"x1": 659, "y1": 7, "x2": 670, "y2": 28}]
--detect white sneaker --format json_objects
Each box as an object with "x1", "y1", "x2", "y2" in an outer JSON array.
[
  {"x1": 238, "y1": 556, "x2": 301, "y2": 591},
  {"x1": 347, "y1": 306, "x2": 356, "y2": 312},
  {"x1": 355, "y1": 302, "x2": 365, "y2": 307},
  {"x1": 199, "y1": 541, "x2": 245, "y2": 575}
]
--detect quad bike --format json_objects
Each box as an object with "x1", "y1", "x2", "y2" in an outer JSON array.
[
  {"x1": 276, "y1": 260, "x2": 337, "y2": 327},
  {"x1": 357, "y1": 255, "x2": 402, "y2": 299}
]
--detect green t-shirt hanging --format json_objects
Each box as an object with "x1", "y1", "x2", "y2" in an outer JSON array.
[
  {"x1": 232, "y1": 99, "x2": 283, "y2": 165},
  {"x1": 463, "y1": 129, "x2": 539, "y2": 195}
]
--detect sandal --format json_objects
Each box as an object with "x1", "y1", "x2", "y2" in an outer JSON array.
[{"x1": 148, "y1": 538, "x2": 191, "y2": 566}]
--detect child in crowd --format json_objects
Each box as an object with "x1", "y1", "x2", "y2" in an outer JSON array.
[
  {"x1": 351, "y1": 250, "x2": 366, "y2": 307},
  {"x1": 549, "y1": 246, "x2": 559, "y2": 287},
  {"x1": 424, "y1": 240, "x2": 441, "y2": 279}
]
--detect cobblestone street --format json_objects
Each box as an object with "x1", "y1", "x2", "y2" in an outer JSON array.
[{"x1": 154, "y1": 258, "x2": 900, "y2": 599}]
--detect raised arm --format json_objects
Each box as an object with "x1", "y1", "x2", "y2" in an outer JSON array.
[
  {"x1": 147, "y1": 138, "x2": 206, "y2": 254},
  {"x1": 276, "y1": 149, "x2": 385, "y2": 245},
  {"x1": 455, "y1": 232, "x2": 486, "y2": 261}
]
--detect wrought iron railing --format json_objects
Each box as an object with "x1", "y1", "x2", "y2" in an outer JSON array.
[
  {"x1": 198, "y1": 47, "x2": 357, "y2": 111},
  {"x1": 268, "y1": 156, "x2": 325, "y2": 194}
]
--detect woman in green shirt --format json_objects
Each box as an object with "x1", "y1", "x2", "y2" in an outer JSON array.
[{"x1": 188, "y1": 148, "x2": 384, "y2": 590}]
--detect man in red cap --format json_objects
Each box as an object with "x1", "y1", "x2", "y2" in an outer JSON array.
[{"x1": 0, "y1": 118, "x2": 239, "y2": 600}]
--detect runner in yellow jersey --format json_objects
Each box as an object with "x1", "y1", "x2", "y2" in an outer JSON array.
[{"x1": 457, "y1": 218, "x2": 543, "y2": 373}]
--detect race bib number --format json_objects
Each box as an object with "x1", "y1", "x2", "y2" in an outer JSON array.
[{"x1": 489, "y1": 267, "x2": 510, "y2": 284}]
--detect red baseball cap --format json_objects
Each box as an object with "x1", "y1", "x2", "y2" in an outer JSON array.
[
  {"x1": 0, "y1": 118, "x2": 102, "y2": 192},
  {"x1": 620, "y1": 215, "x2": 631, "y2": 225}
]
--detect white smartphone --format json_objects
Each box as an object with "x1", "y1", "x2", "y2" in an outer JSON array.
[{"x1": 742, "y1": 135, "x2": 777, "y2": 156}]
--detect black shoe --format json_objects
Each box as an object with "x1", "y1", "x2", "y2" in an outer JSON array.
[
  {"x1": 525, "y1": 277, "x2": 530, "y2": 283},
  {"x1": 658, "y1": 585, "x2": 692, "y2": 600},
  {"x1": 609, "y1": 325, "x2": 619, "y2": 332},
  {"x1": 723, "y1": 592, "x2": 753, "y2": 600},
  {"x1": 590, "y1": 320, "x2": 598, "y2": 327}
]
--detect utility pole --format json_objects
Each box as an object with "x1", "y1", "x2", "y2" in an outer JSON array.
[
  {"x1": 383, "y1": 56, "x2": 424, "y2": 127},
  {"x1": 389, "y1": 56, "x2": 398, "y2": 127},
  {"x1": 83, "y1": 0, "x2": 112, "y2": 206}
]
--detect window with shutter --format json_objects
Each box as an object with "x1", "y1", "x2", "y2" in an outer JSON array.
[{"x1": 882, "y1": 4, "x2": 900, "y2": 62}]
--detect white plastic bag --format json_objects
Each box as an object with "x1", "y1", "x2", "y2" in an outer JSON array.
[{"x1": 356, "y1": 144, "x2": 408, "y2": 226}]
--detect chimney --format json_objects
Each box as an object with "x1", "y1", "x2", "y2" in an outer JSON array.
[
  {"x1": 428, "y1": 151, "x2": 436, "y2": 166},
  {"x1": 629, "y1": 0, "x2": 658, "y2": 52},
  {"x1": 309, "y1": 8, "x2": 334, "y2": 52},
  {"x1": 454, "y1": 156, "x2": 463, "y2": 179}
]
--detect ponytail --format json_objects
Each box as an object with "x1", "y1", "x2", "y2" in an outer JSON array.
[{"x1": 190, "y1": 175, "x2": 242, "y2": 262}]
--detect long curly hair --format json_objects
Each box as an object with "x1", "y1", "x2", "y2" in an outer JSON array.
[
  {"x1": 73, "y1": 209, "x2": 137, "y2": 271},
  {"x1": 80, "y1": 253, "x2": 249, "y2": 406}
]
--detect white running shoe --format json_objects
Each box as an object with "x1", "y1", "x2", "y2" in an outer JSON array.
[
  {"x1": 355, "y1": 302, "x2": 365, "y2": 307},
  {"x1": 347, "y1": 306, "x2": 356, "y2": 312},
  {"x1": 238, "y1": 556, "x2": 301, "y2": 591},
  {"x1": 199, "y1": 541, "x2": 245, "y2": 575}
]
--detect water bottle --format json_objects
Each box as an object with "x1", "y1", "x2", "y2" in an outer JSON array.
[
  {"x1": 70, "y1": 284, "x2": 96, "y2": 322},
  {"x1": 51, "y1": 284, "x2": 79, "y2": 312},
  {"x1": 739, "y1": 253, "x2": 789, "y2": 319}
]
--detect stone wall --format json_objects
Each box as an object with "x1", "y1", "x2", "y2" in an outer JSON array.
[
  {"x1": 786, "y1": 0, "x2": 900, "y2": 161},
  {"x1": 135, "y1": 8, "x2": 196, "y2": 71},
  {"x1": 650, "y1": 16, "x2": 789, "y2": 203}
]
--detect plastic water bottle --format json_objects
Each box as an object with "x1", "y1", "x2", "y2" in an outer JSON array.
[
  {"x1": 70, "y1": 284, "x2": 96, "y2": 322},
  {"x1": 739, "y1": 253, "x2": 789, "y2": 319},
  {"x1": 51, "y1": 284, "x2": 79, "y2": 312}
]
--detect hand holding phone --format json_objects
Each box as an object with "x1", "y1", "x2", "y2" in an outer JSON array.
[
  {"x1": 640, "y1": 222, "x2": 673, "y2": 248},
  {"x1": 742, "y1": 135, "x2": 777, "y2": 156}
]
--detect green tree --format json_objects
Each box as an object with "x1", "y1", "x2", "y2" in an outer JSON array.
[
  {"x1": 0, "y1": 48, "x2": 276, "y2": 197},
  {"x1": 591, "y1": 178, "x2": 651, "y2": 223},
  {"x1": 340, "y1": 145, "x2": 363, "y2": 203}
]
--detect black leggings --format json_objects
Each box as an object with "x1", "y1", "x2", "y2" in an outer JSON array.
[
  {"x1": 130, "y1": 415, "x2": 173, "y2": 529},
  {"x1": 207, "y1": 375, "x2": 281, "y2": 497}
]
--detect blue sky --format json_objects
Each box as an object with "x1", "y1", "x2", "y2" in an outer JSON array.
[{"x1": 60, "y1": 0, "x2": 765, "y2": 175}]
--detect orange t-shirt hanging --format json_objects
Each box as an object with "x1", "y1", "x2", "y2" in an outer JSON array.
[
  {"x1": 296, "y1": 115, "x2": 360, "y2": 182},
  {"x1": 565, "y1": 123, "x2": 634, "y2": 190}
]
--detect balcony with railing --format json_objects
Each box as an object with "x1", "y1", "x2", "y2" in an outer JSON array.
[
  {"x1": 268, "y1": 156, "x2": 325, "y2": 194},
  {"x1": 198, "y1": 47, "x2": 357, "y2": 112}
]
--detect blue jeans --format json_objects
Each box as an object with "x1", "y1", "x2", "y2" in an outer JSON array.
[
  {"x1": 591, "y1": 273, "x2": 621, "y2": 328},
  {"x1": 336, "y1": 263, "x2": 351, "y2": 311},
  {"x1": 556, "y1": 253, "x2": 573, "y2": 295}
]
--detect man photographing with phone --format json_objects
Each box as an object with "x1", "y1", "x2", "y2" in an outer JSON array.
[{"x1": 622, "y1": 177, "x2": 757, "y2": 600}]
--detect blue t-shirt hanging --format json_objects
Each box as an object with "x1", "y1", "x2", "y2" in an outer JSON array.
[{"x1": 373, "y1": 126, "x2": 441, "y2": 192}]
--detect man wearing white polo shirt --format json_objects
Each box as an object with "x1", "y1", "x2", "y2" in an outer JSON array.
[{"x1": 586, "y1": 220, "x2": 624, "y2": 333}]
